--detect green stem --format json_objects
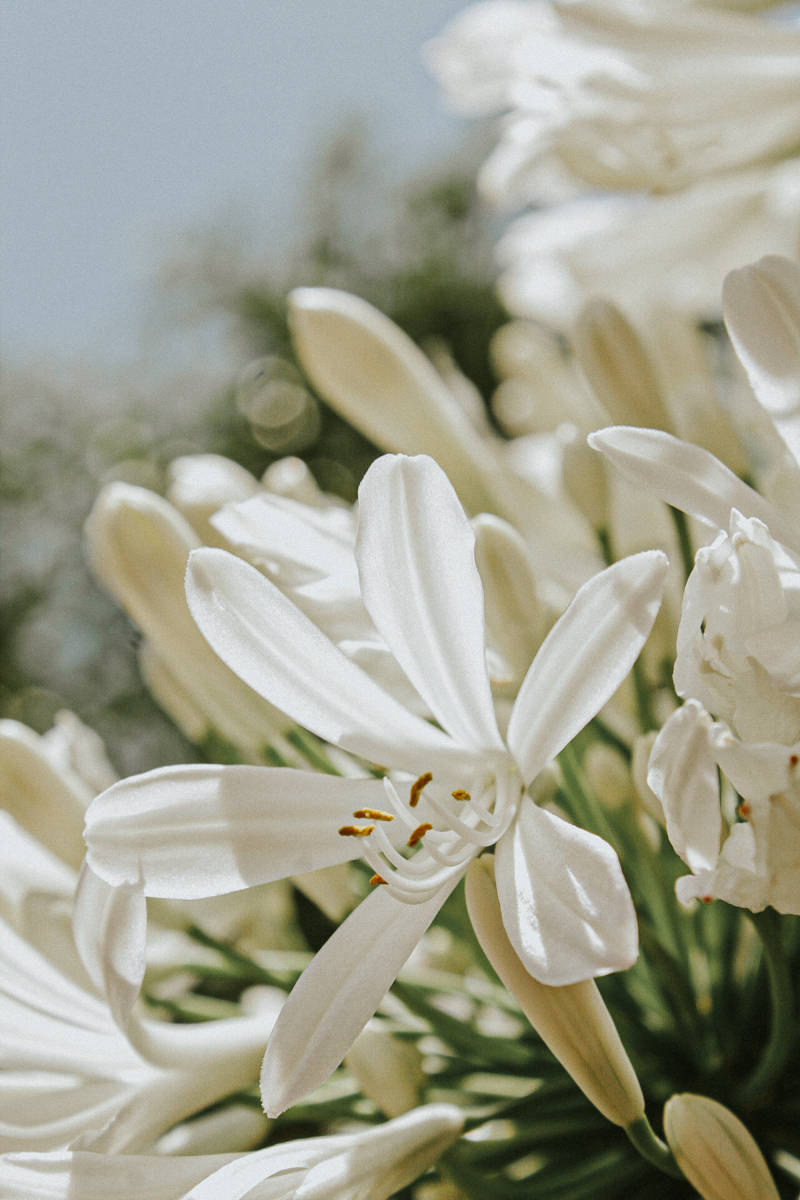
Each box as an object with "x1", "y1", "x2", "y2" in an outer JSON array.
[
  {"x1": 668, "y1": 505, "x2": 695, "y2": 581},
  {"x1": 625, "y1": 1116, "x2": 684, "y2": 1179},
  {"x1": 739, "y1": 908, "x2": 795, "y2": 1105}
]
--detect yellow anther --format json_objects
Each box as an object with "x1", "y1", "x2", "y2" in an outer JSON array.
[
  {"x1": 409, "y1": 771, "x2": 433, "y2": 807},
  {"x1": 338, "y1": 824, "x2": 375, "y2": 838},
  {"x1": 451, "y1": 789, "x2": 471, "y2": 802},
  {"x1": 352, "y1": 808, "x2": 394, "y2": 821},
  {"x1": 369, "y1": 873, "x2": 387, "y2": 887},
  {"x1": 407, "y1": 822, "x2": 433, "y2": 847},
  {"x1": 737, "y1": 801, "x2": 752, "y2": 819}
]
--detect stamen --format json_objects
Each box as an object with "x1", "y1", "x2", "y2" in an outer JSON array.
[
  {"x1": 422, "y1": 790, "x2": 502, "y2": 848},
  {"x1": 737, "y1": 802, "x2": 752, "y2": 819},
  {"x1": 407, "y1": 823, "x2": 433, "y2": 847},
  {"x1": 338, "y1": 824, "x2": 375, "y2": 837},
  {"x1": 370, "y1": 874, "x2": 387, "y2": 887},
  {"x1": 452, "y1": 789, "x2": 471, "y2": 802},
  {"x1": 352, "y1": 809, "x2": 394, "y2": 821},
  {"x1": 409, "y1": 771, "x2": 433, "y2": 807}
]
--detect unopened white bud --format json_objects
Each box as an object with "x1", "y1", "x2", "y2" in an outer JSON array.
[
  {"x1": 465, "y1": 856, "x2": 644, "y2": 1126},
  {"x1": 664, "y1": 1093, "x2": 780, "y2": 1200}
]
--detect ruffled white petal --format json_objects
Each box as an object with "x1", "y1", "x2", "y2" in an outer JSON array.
[
  {"x1": 589, "y1": 426, "x2": 800, "y2": 553},
  {"x1": 356, "y1": 455, "x2": 503, "y2": 751},
  {"x1": 507, "y1": 551, "x2": 667, "y2": 784},
  {"x1": 647, "y1": 702, "x2": 722, "y2": 874},
  {"x1": 494, "y1": 801, "x2": 638, "y2": 984},
  {"x1": 85, "y1": 764, "x2": 392, "y2": 898},
  {"x1": 260, "y1": 880, "x2": 456, "y2": 1116}
]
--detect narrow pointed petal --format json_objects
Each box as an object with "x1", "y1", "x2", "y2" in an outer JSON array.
[
  {"x1": 495, "y1": 802, "x2": 638, "y2": 984},
  {"x1": 647, "y1": 702, "x2": 722, "y2": 874},
  {"x1": 507, "y1": 551, "x2": 667, "y2": 784},
  {"x1": 85, "y1": 764, "x2": 393, "y2": 898},
  {"x1": 288, "y1": 287, "x2": 501, "y2": 514},
  {"x1": 187, "y1": 548, "x2": 469, "y2": 772},
  {"x1": 589, "y1": 426, "x2": 800, "y2": 552},
  {"x1": 261, "y1": 879, "x2": 456, "y2": 1116},
  {"x1": 357, "y1": 455, "x2": 503, "y2": 751}
]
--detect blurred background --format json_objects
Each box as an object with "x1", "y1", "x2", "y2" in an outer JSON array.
[{"x1": 1, "y1": 1, "x2": 506, "y2": 772}]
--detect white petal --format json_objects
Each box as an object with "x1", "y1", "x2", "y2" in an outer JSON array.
[
  {"x1": 0, "y1": 1150, "x2": 241, "y2": 1200},
  {"x1": 494, "y1": 801, "x2": 638, "y2": 985},
  {"x1": 507, "y1": 551, "x2": 667, "y2": 783},
  {"x1": 288, "y1": 287, "x2": 501, "y2": 514},
  {"x1": 260, "y1": 880, "x2": 456, "y2": 1116},
  {"x1": 0, "y1": 720, "x2": 89, "y2": 871},
  {"x1": 356, "y1": 456, "x2": 503, "y2": 751},
  {"x1": 647, "y1": 702, "x2": 722, "y2": 875},
  {"x1": 85, "y1": 764, "x2": 393, "y2": 898},
  {"x1": 589, "y1": 426, "x2": 800, "y2": 553},
  {"x1": 187, "y1": 548, "x2": 468, "y2": 773},
  {"x1": 72, "y1": 865, "x2": 146, "y2": 1033},
  {"x1": 724, "y1": 256, "x2": 800, "y2": 467}
]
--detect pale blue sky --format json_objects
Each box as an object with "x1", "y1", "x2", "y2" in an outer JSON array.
[{"x1": 2, "y1": 1, "x2": 472, "y2": 365}]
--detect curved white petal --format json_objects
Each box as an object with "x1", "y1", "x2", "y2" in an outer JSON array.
[
  {"x1": 356, "y1": 456, "x2": 503, "y2": 751},
  {"x1": 260, "y1": 879, "x2": 457, "y2": 1117},
  {"x1": 647, "y1": 702, "x2": 722, "y2": 874},
  {"x1": 589, "y1": 426, "x2": 800, "y2": 552},
  {"x1": 85, "y1": 764, "x2": 392, "y2": 898},
  {"x1": 724, "y1": 255, "x2": 800, "y2": 466},
  {"x1": 186, "y1": 548, "x2": 469, "y2": 773},
  {"x1": 495, "y1": 801, "x2": 638, "y2": 985},
  {"x1": 0, "y1": 1150, "x2": 240, "y2": 1200},
  {"x1": 72, "y1": 865, "x2": 146, "y2": 1033},
  {"x1": 507, "y1": 551, "x2": 668, "y2": 784}
]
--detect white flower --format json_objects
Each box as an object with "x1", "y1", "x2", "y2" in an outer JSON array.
[
  {"x1": 86, "y1": 453, "x2": 667, "y2": 1115},
  {"x1": 0, "y1": 1103, "x2": 463, "y2": 1200},
  {"x1": 675, "y1": 510, "x2": 800, "y2": 743},
  {"x1": 428, "y1": 1, "x2": 800, "y2": 199}
]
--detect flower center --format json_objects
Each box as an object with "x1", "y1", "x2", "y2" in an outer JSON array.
[{"x1": 339, "y1": 764, "x2": 521, "y2": 904}]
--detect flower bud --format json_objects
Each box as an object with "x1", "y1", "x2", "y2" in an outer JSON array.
[
  {"x1": 664, "y1": 1093, "x2": 780, "y2": 1200},
  {"x1": 465, "y1": 855, "x2": 644, "y2": 1126},
  {"x1": 572, "y1": 299, "x2": 670, "y2": 432}
]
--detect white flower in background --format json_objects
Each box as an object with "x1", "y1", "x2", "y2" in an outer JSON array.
[
  {"x1": 494, "y1": 164, "x2": 800, "y2": 328},
  {"x1": 86, "y1": 453, "x2": 667, "y2": 1115},
  {"x1": 0, "y1": 1103, "x2": 463, "y2": 1200},
  {"x1": 664, "y1": 1093, "x2": 781, "y2": 1200},
  {"x1": 428, "y1": 1, "x2": 800, "y2": 199},
  {"x1": 427, "y1": 2, "x2": 800, "y2": 326}
]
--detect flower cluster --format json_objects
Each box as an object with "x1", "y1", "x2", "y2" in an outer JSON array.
[{"x1": 5, "y1": 3, "x2": 800, "y2": 1199}]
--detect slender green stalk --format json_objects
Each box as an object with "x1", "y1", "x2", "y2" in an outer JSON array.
[
  {"x1": 625, "y1": 1116, "x2": 683, "y2": 1179},
  {"x1": 739, "y1": 908, "x2": 795, "y2": 1105}
]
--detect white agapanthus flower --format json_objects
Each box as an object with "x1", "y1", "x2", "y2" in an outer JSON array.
[
  {"x1": 0, "y1": 1103, "x2": 463, "y2": 1200},
  {"x1": 85, "y1": 453, "x2": 667, "y2": 1115},
  {"x1": 428, "y1": 0, "x2": 800, "y2": 199}
]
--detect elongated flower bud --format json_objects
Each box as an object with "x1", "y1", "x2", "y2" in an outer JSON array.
[
  {"x1": 465, "y1": 855, "x2": 644, "y2": 1126},
  {"x1": 664, "y1": 1093, "x2": 780, "y2": 1200}
]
